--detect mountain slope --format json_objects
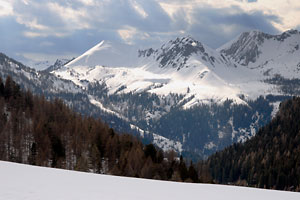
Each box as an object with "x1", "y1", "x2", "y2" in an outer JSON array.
[
  {"x1": 0, "y1": 52, "x2": 184, "y2": 154},
  {"x1": 50, "y1": 32, "x2": 299, "y2": 158},
  {"x1": 2, "y1": 30, "x2": 299, "y2": 159},
  {"x1": 0, "y1": 78, "x2": 190, "y2": 181},
  {"x1": 54, "y1": 36, "x2": 253, "y2": 107},
  {"x1": 43, "y1": 58, "x2": 72, "y2": 73},
  {"x1": 66, "y1": 40, "x2": 139, "y2": 68},
  {"x1": 219, "y1": 29, "x2": 300, "y2": 78},
  {"x1": 207, "y1": 97, "x2": 300, "y2": 191}
]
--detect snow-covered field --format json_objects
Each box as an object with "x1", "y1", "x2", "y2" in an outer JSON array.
[{"x1": 1, "y1": 161, "x2": 299, "y2": 200}]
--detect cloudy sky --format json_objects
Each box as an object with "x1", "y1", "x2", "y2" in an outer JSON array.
[{"x1": 1, "y1": 0, "x2": 300, "y2": 69}]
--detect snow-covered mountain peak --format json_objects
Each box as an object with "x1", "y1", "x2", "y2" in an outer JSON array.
[
  {"x1": 163, "y1": 36, "x2": 203, "y2": 50},
  {"x1": 219, "y1": 29, "x2": 300, "y2": 77},
  {"x1": 66, "y1": 40, "x2": 140, "y2": 68},
  {"x1": 275, "y1": 29, "x2": 300, "y2": 41},
  {"x1": 139, "y1": 36, "x2": 231, "y2": 71},
  {"x1": 218, "y1": 30, "x2": 270, "y2": 66}
]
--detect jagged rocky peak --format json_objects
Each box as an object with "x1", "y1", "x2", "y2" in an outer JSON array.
[
  {"x1": 275, "y1": 29, "x2": 300, "y2": 41},
  {"x1": 220, "y1": 29, "x2": 300, "y2": 66},
  {"x1": 139, "y1": 36, "x2": 217, "y2": 70},
  {"x1": 245, "y1": 29, "x2": 299, "y2": 42},
  {"x1": 43, "y1": 58, "x2": 71, "y2": 73},
  {"x1": 139, "y1": 36, "x2": 204, "y2": 58},
  {"x1": 219, "y1": 31, "x2": 264, "y2": 66},
  {"x1": 161, "y1": 36, "x2": 205, "y2": 56}
]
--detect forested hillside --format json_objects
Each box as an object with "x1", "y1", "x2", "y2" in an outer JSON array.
[
  {"x1": 207, "y1": 97, "x2": 300, "y2": 191},
  {"x1": 0, "y1": 76, "x2": 203, "y2": 182},
  {"x1": 2, "y1": 75, "x2": 300, "y2": 191}
]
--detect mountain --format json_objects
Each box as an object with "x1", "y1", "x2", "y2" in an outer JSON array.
[
  {"x1": 0, "y1": 53, "x2": 80, "y2": 94},
  {"x1": 31, "y1": 60, "x2": 52, "y2": 70},
  {"x1": 2, "y1": 161, "x2": 300, "y2": 200},
  {"x1": 207, "y1": 97, "x2": 300, "y2": 191},
  {"x1": 219, "y1": 29, "x2": 300, "y2": 78},
  {"x1": 66, "y1": 40, "x2": 139, "y2": 68},
  {"x1": 43, "y1": 58, "x2": 72, "y2": 73},
  {"x1": 50, "y1": 31, "x2": 300, "y2": 158},
  {"x1": 1, "y1": 30, "x2": 299, "y2": 159},
  {"x1": 53, "y1": 36, "x2": 251, "y2": 108},
  {"x1": 0, "y1": 52, "x2": 182, "y2": 153},
  {"x1": 0, "y1": 79, "x2": 194, "y2": 182},
  {"x1": 219, "y1": 29, "x2": 300, "y2": 96}
]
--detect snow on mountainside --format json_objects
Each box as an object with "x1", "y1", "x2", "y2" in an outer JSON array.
[
  {"x1": 1, "y1": 161, "x2": 300, "y2": 200},
  {"x1": 2, "y1": 30, "x2": 299, "y2": 158},
  {"x1": 51, "y1": 32, "x2": 300, "y2": 156},
  {"x1": 219, "y1": 29, "x2": 300, "y2": 78},
  {"x1": 66, "y1": 40, "x2": 139, "y2": 68},
  {"x1": 54, "y1": 36, "x2": 254, "y2": 108},
  {"x1": 0, "y1": 53, "x2": 80, "y2": 94},
  {"x1": 0, "y1": 52, "x2": 184, "y2": 154},
  {"x1": 55, "y1": 31, "x2": 300, "y2": 107},
  {"x1": 138, "y1": 36, "x2": 233, "y2": 70}
]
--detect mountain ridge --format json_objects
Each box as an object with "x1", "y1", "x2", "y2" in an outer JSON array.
[{"x1": 1, "y1": 29, "x2": 299, "y2": 159}]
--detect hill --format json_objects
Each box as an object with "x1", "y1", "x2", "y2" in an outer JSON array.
[
  {"x1": 207, "y1": 97, "x2": 300, "y2": 191},
  {"x1": 0, "y1": 76, "x2": 200, "y2": 182}
]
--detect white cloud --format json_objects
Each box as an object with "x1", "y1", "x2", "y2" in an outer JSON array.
[
  {"x1": 131, "y1": 0, "x2": 148, "y2": 18},
  {"x1": 23, "y1": 31, "x2": 46, "y2": 38},
  {"x1": 76, "y1": 0, "x2": 95, "y2": 6},
  {"x1": 3, "y1": 0, "x2": 300, "y2": 67},
  {"x1": 243, "y1": 0, "x2": 300, "y2": 31},
  {"x1": 23, "y1": 31, "x2": 67, "y2": 38},
  {"x1": 17, "y1": 17, "x2": 48, "y2": 30},
  {"x1": 47, "y1": 2, "x2": 90, "y2": 30},
  {"x1": 158, "y1": 0, "x2": 300, "y2": 32},
  {"x1": 0, "y1": 0, "x2": 13, "y2": 17},
  {"x1": 118, "y1": 26, "x2": 138, "y2": 44}
]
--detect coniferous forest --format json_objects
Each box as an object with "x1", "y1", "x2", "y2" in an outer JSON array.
[
  {"x1": 0, "y1": 76, "x2": 204, "y2": 183},
  {"x1": 1, "y1": 76, "x2": 300, "y2": 191},
  {"x1": 207, "y1": 97, "x2": 300, "y2": 191}
]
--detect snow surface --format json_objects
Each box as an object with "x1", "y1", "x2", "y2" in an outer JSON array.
[{"x1": 1, "y1": 161, "x2": 300, "y2": 200}]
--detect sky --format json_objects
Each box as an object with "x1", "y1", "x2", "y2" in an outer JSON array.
[{"x1": 0, "y1": 0, "x2": 300, "y2": 69}]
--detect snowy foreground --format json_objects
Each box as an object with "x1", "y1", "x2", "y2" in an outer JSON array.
[{"x1": 1, "y1": 161, "x2": 299, "y2": 200}]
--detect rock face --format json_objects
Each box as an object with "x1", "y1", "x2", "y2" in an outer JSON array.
[
  {"x1": 219, "y1": 30, "x2": 300, "y2": 77},
  {"x1": 43, "y1": 59, "x2": 71, "y2": 73},
  {"x1": 139, "y1": 36, "x2": 227, "y2": 70}
]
